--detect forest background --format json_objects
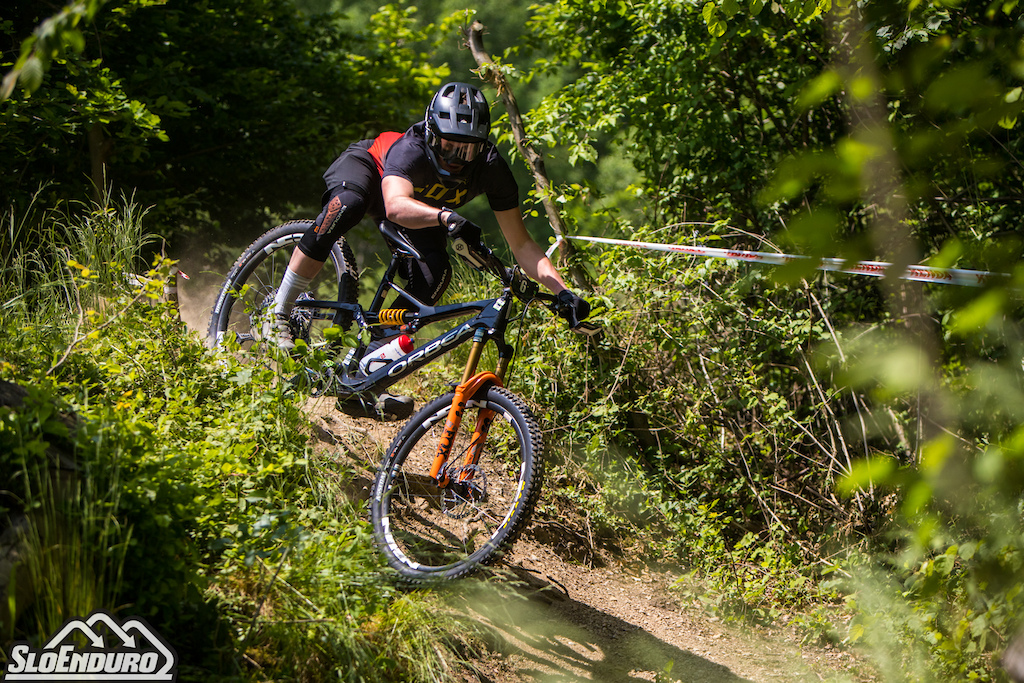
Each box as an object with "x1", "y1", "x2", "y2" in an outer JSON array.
[{"x1": 3, "y1": 0, "x2": 1024, "y2": 681}]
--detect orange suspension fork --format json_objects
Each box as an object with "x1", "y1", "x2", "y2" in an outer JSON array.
[
  {"x1": 428, "y1": 334, "x2": 511, "y2": 484},
  {"x1": 428, "y1": 371, "x2": 502, "y2": 483}
]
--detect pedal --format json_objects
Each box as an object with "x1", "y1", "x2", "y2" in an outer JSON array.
[
  {"x1": 335, "y1": 392, "x2": 415, "y2": 421},
  {"x1": 376, "y1": 393, "x2": 415, "y2": 420}
]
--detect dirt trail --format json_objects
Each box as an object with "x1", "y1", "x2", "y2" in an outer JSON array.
[
  {"x1": 179, "y1": 289, "x2": 864, "y2": 683},
  {"x1": 307, "y1": 400, "x2": 866, "y2": 683}
]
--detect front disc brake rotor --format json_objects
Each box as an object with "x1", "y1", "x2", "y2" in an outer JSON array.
[{"x1": 442, "y1": 465, "x2": 488, "y2": 519}]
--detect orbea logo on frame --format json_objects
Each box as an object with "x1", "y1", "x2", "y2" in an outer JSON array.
[{"x1": 3, "y1": 610, "x2": 177, "y2": 682}]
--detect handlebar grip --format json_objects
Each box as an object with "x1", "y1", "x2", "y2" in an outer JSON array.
[{"x1": 539, "y1": 290, "x2": 601, "y2": 338}]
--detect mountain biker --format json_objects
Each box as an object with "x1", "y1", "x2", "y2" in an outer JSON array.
[{"x1": 265, "y1": 82, "x2": 590, "y2": 409}]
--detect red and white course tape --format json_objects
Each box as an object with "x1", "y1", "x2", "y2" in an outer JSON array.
[{"x1": 549, "y1": 235, "x2": 1008, "y2": 288}]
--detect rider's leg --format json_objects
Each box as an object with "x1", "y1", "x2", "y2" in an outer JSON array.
[
  {"x1": 272, "y1": 249, "x2": 321, "y2": 317},
  {"x1": 394, "y1": 225, "x2": 453, "y2": 307},
  {"x1": 266, "y1": 138, "x2": 384, "y2": 348},
  {"x1": 265, "y1": 184, "x2": 368, "y2": 348}
]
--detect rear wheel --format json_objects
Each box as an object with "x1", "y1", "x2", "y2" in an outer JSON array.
[
  {"x1": 207, "y1": 220, "x2": 358, "y2": 354},
  {"x1": 370, "y1": 386, "x2": 544, "y2": 583}
]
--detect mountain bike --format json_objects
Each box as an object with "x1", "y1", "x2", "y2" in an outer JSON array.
[{"x1": 207, "y1": 219, "x2": 599, "y2": 581}]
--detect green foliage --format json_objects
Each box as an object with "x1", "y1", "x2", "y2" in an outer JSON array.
[
  {"x1": 0, "y1": 0, "x2": 108, "y2": 99},
  {"x1": 505, "y1": 195, "x2": 1024, "y2": 678},
  {"x1": 0, "y1": 198, "x2": 476, "y2": 680},
  {"x1": 513, "y1": 2, "x2": 1024, "y2": 677},
  {"x1": 830, "y1": 309, "x2": 1024, "y2": 680},
  {"x1": 1, "y1": 0, "x2": 449, "y2": 237},
  {"x1": 525, "y1": 0, "x2": 839, "y2": 233},
  {"x1": 507, "y1": 223, "x2": 873, "y2": 613}
]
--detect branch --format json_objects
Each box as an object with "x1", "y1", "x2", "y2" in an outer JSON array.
[{"x1": 463, "y1": 21, "x2": 591, "y2": 291}]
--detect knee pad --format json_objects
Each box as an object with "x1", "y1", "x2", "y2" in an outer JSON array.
[{"x1": 297, "y1": 185, "x2": 368, "y2": 261}]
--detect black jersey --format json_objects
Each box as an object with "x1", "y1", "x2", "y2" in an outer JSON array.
[{"x1": 382, "y1": 122, "x2": 519, "y2": 212}]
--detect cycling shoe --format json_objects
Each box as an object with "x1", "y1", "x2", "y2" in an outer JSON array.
[{"x1": 336, "y1": 392, "x2": 415, "y2": 421}]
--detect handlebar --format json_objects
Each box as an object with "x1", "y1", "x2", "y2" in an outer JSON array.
[{"x1": 451, "y1": 237, "x2": 602, "y2": 339}]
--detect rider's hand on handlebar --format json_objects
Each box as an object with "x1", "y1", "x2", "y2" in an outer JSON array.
[
  {"x1": 555, "y1": 289, "x2": 591, "y2": 328},
  {"x1": 440, "y1": 209, "x2": 482, "y2": 245}
]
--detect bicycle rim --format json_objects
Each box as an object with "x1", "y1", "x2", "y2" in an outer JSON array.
[
  {"x1": 207, "y1": 221, "x2": 357, "y2": 353},
  {"x1": 371, "y1": 387, "x2": 544, "y2": 582}
]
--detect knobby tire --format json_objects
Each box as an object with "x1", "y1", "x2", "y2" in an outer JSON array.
[{"x1": 370, "y1": 386, "x2": 544, "y2": 583}]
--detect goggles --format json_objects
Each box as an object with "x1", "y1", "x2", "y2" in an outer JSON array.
[{"x1": 436, "y1": 137, "x2": 485, "y2": 165}]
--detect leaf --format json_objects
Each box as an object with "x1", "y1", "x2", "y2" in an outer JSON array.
[
  {"x1": 797, "y1": 70, "x2": 841, "y2": 111},
  {"x1": 20, "y1": 56, "x2": 45, "y2": 95},
  {"x1": 919, "y1": 434, "x2": 954, "y2": 475},
  {"x1": 61, "y1": 29, "x2": 86, "y2": 53},
  {"x1": 702, "y1": 3, "x2": 727, "y2": 37},
  {"x1": 949, "y1": 290, "x2": 1006, "y2": 335},
  {"x1": 925, "y1": 63, "x2": 997, "y2": 112},
  {"x1": 837, "y1": 456, "x2": 897, "y2": 495},
  {"x1": 901, "y1": 480, "x2": 933, "y2": 516}
]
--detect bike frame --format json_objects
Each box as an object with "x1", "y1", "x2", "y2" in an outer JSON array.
[
  {"x1": 301, "y1": 274, "x2": 526, "y2": 485},
  {"x1": 302, "y1": 284, "x2": 518, "y2": 397},
  {"x1": 291, "y1": 229, "x2": 594, "y2": 488}
]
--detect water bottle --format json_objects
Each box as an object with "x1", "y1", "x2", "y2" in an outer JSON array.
[{"x1": 358, "y1": 334, "x2": 414, "y2": 375}]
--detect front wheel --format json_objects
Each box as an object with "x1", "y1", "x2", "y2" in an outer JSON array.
[{"x1": 370, "y1": 386, "x2": 544, "y2": 583}]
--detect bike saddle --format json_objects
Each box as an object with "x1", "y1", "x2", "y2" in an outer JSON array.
[{"x1": 378, "y1": 220, "x2": 423, "y2": 261}]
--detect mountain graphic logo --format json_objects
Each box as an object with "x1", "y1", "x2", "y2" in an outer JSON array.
[{"x1": 3, "y1": 610, "x2": 177, "y2": 681}]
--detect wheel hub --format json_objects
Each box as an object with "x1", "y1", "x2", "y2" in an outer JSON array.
[{"x1": 441, "y1": 465, "x2": 487, "y2": 519}]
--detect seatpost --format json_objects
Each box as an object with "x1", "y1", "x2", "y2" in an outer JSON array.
[{"x1": 368, "y1": 256, "x2": 404, "y2": 312}]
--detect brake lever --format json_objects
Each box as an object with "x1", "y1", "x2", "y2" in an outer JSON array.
[
  {"x1": 452, "y1": 237, "x2": 488, "y2": 269},
  {"x1": 452, "y1": 237, "x2": 506, "y2": 281}
]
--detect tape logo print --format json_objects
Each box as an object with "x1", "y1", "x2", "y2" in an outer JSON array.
[
  {"x1": 547, "y1": 234, "x2": 1009, "y2": 289},
  {"x1": 3, "y1": 610, "x2": 177, "y2": 682}
]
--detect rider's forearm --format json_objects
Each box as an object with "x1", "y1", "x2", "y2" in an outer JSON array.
[
  {"x1": 382, "y1": 176, "x2": 448, "y2": 229},
  {"x1": 385, "y1": 195, "x2": 448, "y2": 229},
  {"x1": 494, "y1": 207, "x2": 571, "y2": 294},
  {"x1": 513, "y1": 241, "x2": 570, "y2": 295}
]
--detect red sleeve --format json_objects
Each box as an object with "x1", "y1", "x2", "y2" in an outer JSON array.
[{"x1": 368, "y1": 132, "x2": 404, "y2": 175}]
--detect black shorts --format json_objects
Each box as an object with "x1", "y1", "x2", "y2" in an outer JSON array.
[
  {"x1": 299, "y1": 142, "x2": 453, "y2": 305},
  {"x1": 320, "y1": 141, "x2": 385, "y2": 217},
  {"x1": 298, "y1": 142, "x2": 384, "y2": 261}
]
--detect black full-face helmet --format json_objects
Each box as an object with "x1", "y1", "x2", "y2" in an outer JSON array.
[{"x1": 424, "y1": 82, "x2": 491, "y2": 177}]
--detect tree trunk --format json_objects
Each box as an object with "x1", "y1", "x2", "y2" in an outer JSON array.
[
  {"x1": 88, "y1": 122, "x2": 112, "y2": 202},
  {"x1": 464, "y1": 21, "x2": 591, "y2": 291}
]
